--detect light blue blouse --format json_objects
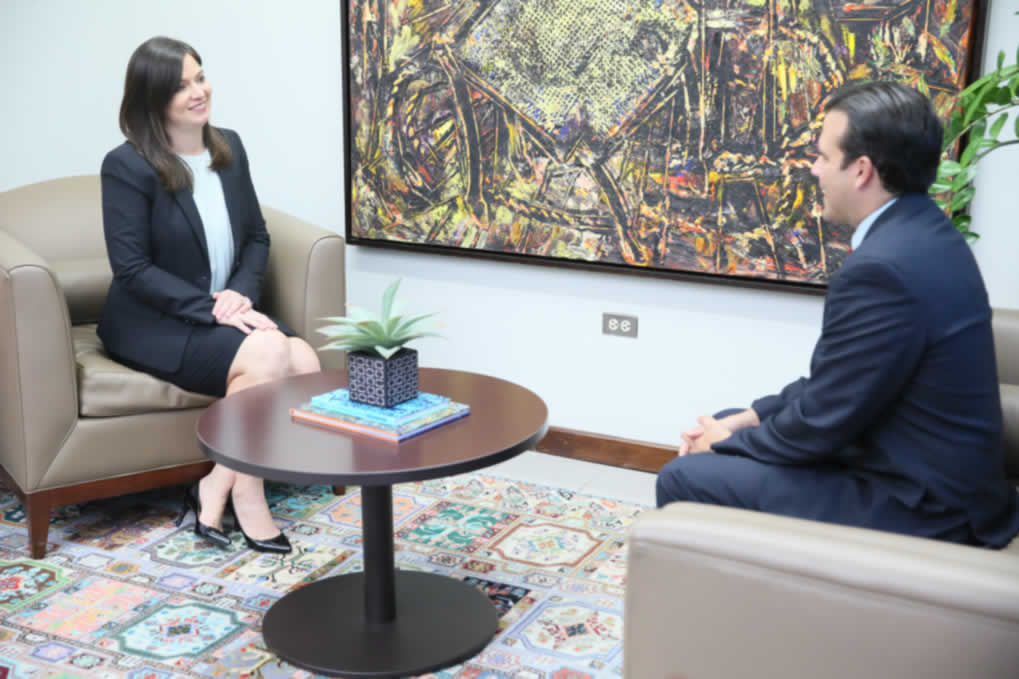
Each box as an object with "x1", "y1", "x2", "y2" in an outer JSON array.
[{"x1": 180, "y1": 151, "x2": 234, "y2": 293}]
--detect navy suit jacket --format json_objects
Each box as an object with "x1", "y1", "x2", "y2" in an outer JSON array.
[
  {"x1": 713, "y1": 193, "x2": 1019, "y2": 547},
  {"x1": 98, "y1": 129, "x2": 269, "y2": 375}
]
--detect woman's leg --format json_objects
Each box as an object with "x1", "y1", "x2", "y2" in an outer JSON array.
[
  {"x1": 196, "y1": 465, "x2": 236, "y2": 530},
  {"x1": 288, "y1": 337, "x2": 321, "y2": 375},
  {"x1": 200, "y1": 330, "x2": 316, "y2": 540}
]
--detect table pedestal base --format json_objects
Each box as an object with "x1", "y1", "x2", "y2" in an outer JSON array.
[{"x1": 262, "y1": 570, "x2": 499, "y2": 678}]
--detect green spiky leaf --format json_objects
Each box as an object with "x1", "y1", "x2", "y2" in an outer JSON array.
[
  {"x1": 388, "y1": 331, "x2": 443, "y2": 345},
  {"x1": 315, "y1": 278, "x2": 443, "y2": 358},
  {"x1": 384, "y1": 315, "x2": 402, "y2": 336},
  {"x1": 380, "y1": 279, "x2": 401, "y2": 322},
  {"x1": 393, "y1": 312, "x2": 439, "y2": 337}
]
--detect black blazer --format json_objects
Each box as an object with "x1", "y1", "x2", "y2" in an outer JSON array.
[
  {"x1": 98, "y1": 129, "x2": 269, "y2": 374},
  {"x1": 713, "y1": 193, "x2": 1019, "y2": 547}
]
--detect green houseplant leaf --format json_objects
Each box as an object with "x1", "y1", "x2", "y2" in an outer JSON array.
[
  {"x1": 316, "y1": 278, "x2": 443, "y2": 358},
  {"x1": 930, "y1": 38, "x2": 1019, "y2": 241},
  {"x1": 989, "y1": 112, "x2": 1008, "y2": 139},
  {"x1": 938, "y1": 159, "x2": 962, "y2": 176}
]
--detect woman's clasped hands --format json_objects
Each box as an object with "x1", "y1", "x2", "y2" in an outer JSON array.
[{"x1": 212, "y1": 289, "x2": 276, "y2": 334}]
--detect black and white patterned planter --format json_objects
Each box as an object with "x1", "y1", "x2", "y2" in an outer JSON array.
[{"x1": 347, "y1": 348, "x2": 419, "y2": 408}]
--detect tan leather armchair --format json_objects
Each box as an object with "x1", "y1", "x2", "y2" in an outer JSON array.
[
  {"x1": 0, "y1": 175, "x2": 345, "y2": 558},
  {"x1": 625, "y1": 308, "x2": 1019, "y2": 679}
]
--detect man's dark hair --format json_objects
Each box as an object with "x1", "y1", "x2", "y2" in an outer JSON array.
[{"x1": 824, "y1": 80, "x2": 943, "y2": 195}]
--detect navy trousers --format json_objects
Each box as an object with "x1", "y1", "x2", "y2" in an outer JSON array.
[{"x1": 656, "y1": 410, "x2": 976, "y2": 544}]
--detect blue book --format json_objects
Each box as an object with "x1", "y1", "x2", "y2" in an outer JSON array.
[
  {"x1": 291, "y1": 401, "x2": 470, "y2": 441},
  {"x1": 308, "y1": 388, "x2": 450, "y2": 426}
]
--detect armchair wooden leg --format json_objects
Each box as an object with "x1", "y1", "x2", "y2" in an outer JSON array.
[
  {"x1": 332, "y1": 485, "x2": 346, "y2": 496},
  {"x1": 24, "y1": 493, "x2": 51, "y2": 559}
]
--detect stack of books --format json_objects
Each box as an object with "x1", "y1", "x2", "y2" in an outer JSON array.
[{"x1": 290, "y1": 388, "x2": 470, "y2": 441}]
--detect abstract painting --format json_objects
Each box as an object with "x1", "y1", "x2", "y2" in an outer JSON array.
[{"x1": 343, "y1": 0, "x2": 985, "y2": 289}]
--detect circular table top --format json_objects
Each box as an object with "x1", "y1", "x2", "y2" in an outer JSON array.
[{"x1": 197, "y1": 368, "x2": 549, "y2": 486}]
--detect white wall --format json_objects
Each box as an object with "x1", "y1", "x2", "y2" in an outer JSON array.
[{"x1": 3, "y1": 0, "x2": 1017, "y2": 446}]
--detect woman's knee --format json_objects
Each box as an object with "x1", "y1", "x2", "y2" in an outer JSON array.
[
  {"x1": 233, "y1": 330, "x2": 291, "y2": 381},
  {"x1": 287, "y1": 338, "x2": 321, "y2": 375}
]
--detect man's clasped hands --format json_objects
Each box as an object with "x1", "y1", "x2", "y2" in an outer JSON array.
[{"x1": 677, "y1": 408, "x2": 761, "y2": 456}]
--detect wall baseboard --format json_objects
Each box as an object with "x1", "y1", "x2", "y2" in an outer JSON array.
[{"x1": 535, "y1": 426, "x2": 675, "y2": 474}]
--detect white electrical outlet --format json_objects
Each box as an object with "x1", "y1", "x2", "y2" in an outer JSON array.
[{"x1": 603, "y1": 313, "x2": 638, "y2": 338}]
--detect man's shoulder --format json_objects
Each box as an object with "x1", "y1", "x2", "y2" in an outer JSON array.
[
  {"x1": 865, "y1": 194, "x2": 951, "y2": 240},
  {"x1": 845, "y1": 194, "x2": 989, "y2": 317},
  {"x1": 856, "y1": 194, "x2": 965, "y2": 267}
]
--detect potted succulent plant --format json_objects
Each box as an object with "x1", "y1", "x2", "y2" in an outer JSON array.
[{"x1": 317, "y1": 279, "x2": 440, "y2": 408}]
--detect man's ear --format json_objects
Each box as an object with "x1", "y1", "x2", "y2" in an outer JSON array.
[{"x1": 854, "y1": 155, "x2": 877, "y2": 189}]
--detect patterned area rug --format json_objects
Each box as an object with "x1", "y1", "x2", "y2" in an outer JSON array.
[{"x1": 0, "y1": 473, "x2": 647, "y2": 678}]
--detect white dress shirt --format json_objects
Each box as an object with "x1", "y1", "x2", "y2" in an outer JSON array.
[{"x1": 851, "y1": 197, "x2": 898, "y2": 251}]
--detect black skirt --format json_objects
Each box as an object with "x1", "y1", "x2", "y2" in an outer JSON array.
[{"x1": 116, "y1": 317, "x2": 295, "y2": 397}]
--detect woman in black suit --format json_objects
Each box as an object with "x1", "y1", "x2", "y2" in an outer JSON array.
[{"x1": 99, "y1": 37, "x2": 320, "y2": 554}]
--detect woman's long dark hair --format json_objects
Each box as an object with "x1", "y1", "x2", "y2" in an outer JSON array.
[{"x1": 119, "y1": 36, "x2": 232, "y2": 191}]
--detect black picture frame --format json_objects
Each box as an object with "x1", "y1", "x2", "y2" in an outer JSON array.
[{"x1": 342, "y1": 0, "x2": 989, "y2": 295}]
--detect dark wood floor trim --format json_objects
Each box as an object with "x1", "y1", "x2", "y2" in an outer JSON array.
[
  {"x1": 0, "y1": 462, "x2": 214, "y2": 505},
  {"x1": 535, "y1": 426, "x2": 675, "y2": 474}
]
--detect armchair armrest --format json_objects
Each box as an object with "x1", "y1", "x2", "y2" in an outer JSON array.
[
  {"x1": 261, "y1": 206, "x2": 346, "y2": 372},
  {"x1": 994, "y1": 307, "x2": 1019, "y2": 386},
  {"x1": 625, "y1": 502, "x2": 1019, "y2": 679},
  {"x1": 994, "y1": 308, "x2": 1019, "y2": 478},
  {"x1": 0, "y1": 230, "x2": 79, "y2": 491}
]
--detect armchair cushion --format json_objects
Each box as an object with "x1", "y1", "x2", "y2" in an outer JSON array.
[{"x1": 73, "y1": 324, "x2": 214, "y2": 416}]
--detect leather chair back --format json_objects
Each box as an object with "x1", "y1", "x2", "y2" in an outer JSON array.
[{"x1": 0, "y1": 175, "x2": 110, "y2": 324}]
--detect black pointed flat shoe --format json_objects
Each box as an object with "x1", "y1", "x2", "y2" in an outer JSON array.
[{"x1": 175, "y1": 483, "x2": 231, "y2": 549}]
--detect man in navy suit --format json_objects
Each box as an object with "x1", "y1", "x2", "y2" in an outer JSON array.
[{"x1": 656, "y1": 81, "x2": 1019, "y2": 548}]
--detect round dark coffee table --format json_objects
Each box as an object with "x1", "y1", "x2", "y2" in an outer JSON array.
[{"x1": 196, "y1": 368, "x2": 548, "y2": 678}]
